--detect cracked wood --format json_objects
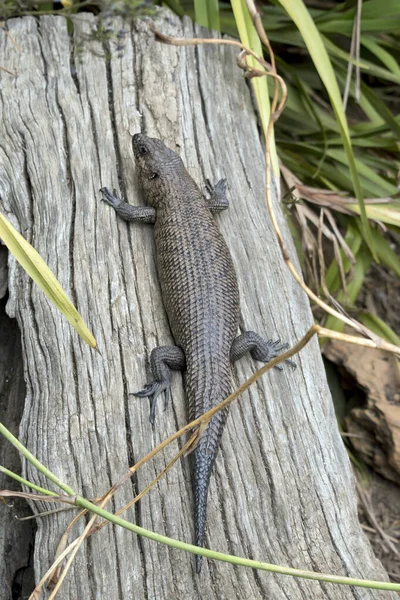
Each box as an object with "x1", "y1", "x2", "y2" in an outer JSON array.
[{"x1": 0, "y1": 11, "x2": 395, "y2": 600}]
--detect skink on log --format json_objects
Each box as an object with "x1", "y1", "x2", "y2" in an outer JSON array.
[{"x1": 100, "y1": 134, "x2": 291, "y2": 573}]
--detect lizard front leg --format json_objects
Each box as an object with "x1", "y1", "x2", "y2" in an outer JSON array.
[
  {"x1": 100, "y1": 187, "x2": 156, "y2": 223},
  {"x1": 132, "y1": 345, "x2": 186, "y2": 424}
]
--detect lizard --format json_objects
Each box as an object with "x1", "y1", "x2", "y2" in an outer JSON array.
[{"x1": 100, "y1": 133, "x2": 292, "y2": 573}]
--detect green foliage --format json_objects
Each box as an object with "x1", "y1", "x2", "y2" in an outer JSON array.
[{"x1": 194, "y1": 0, "x2": 220, "y2": 29}]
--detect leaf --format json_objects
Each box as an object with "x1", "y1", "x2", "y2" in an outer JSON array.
[
  {"x1": 0, "y1": 212, "x2": 96, "y2": 348},
  {"x1": 350, "y1": 203, "x2": 400, "y2": 228}
]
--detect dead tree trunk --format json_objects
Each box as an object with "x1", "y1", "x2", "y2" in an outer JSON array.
[{"x1": 0, "y1": 11, "x2": 395, "y2": 599}]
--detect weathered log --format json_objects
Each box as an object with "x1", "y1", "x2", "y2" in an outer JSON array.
[{"x1": 0, "y1": 11, "x2": 395, "y2": 599}]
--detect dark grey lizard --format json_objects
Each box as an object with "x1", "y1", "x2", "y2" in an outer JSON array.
[{"x1": 100, "y1": 134, "x2": 291, "y2": 573}]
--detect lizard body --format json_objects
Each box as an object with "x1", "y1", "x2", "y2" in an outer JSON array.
[{"x1": 101, "y1": 134, "x2": 289, "y2": 573}]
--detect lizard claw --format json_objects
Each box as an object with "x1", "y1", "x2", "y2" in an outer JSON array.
[
  {"x1": 100, "y1": 187, "x2": 121, "y2": 209},
  {"x1": 268, "y1": 341, "x2": 296, "y2": 370},
  {"x1": 131, "y1": 380, "x2": 171, "y2": 425}
]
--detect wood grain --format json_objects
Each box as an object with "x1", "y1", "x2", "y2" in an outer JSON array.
[{"x1": 0, "y1": 11, "x2": 395, "y2": 598}]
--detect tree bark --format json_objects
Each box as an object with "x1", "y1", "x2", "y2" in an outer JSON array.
[{"x1": 0, "y1": 11, "x2": 395, "y2": 599}]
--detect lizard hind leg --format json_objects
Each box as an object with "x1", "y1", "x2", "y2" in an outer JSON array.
[
  {"x1": 132, "y1": 345, "x2": 186, "y2": 425},
  {"x1": 230, "y1": 331, "x2": 296, "y2": 369}
]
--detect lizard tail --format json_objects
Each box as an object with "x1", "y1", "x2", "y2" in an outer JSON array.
[{"x1": 193, "y1": 447, "x2": 215, "y2": 574}]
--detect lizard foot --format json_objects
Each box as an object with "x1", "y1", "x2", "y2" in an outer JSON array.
[
  {"x1": 259, "y1": 339, "x2": 296, "y2": 370},
  {"x1": 205, "y1": 178, "x2": 229, "y2": 212},
  {"x1": 231, "y1": 332, "x2": 296, "y2": 370},
  {"x1": 205, "y1": 178, "x2": 227, "y2": 197},
  {"x1": 99, "y1": 187, "x2": 121, "y2": 209},
  {"x1": 132, "y1": 380, "x2": 171, "y2": 425}
]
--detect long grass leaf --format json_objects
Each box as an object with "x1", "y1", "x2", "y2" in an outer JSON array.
[
  {"x1": 194, "y1": 0, "x2": 208, "y2": 27},
  {"x1": 230, "y1": 0, "x2": 279, "y2": 175},
  {"x1": 360, "y1": 83, "x2": 400, "y2": 138},
  {"x1": 322, "y1": 35, "x2": 400, "y2": 86},
  {"x1": 0, "y1": 212, "x2": 96, "y2": 348},
  {"x1": 194, "y1": 0, "x2": 220, "y2": 30},
  {"x1": 207, "y1": 0, "x2": 220, "y2": 30},
  {"x1": 351, "y1": 203, "x2": 400, "y2": 228},
  {"x1": 324, "y1": 249, "x2": 372, "y2": 332},
  {"x1": 325, "y1": 224, "x2": 362, "y2": 292},
  {"x1": 163, "y1": 0, "x2": 185, "y2": 18},
  {"x1": 359, "y1": 313, "x2": 400, "y2": 347},
  {"x1": 369, "y1": 227, "x2": 400, "y2": 278},
  {"x1": 319, "y1": 19, "x2": 400, "y2": 36},
  {"x1": 361, "y1": 36, "x2": 400, "y2": 79}
]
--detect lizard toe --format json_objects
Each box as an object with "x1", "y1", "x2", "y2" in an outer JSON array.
[
  {"x1": 131, "y1": 380, "x2": 171, "y2": 424},
  {"x1": 100, "y1": 187, "x2": 121, "y2": 208}
]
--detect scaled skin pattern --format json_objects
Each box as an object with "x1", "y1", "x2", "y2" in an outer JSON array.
[{"x1": 101, "y1": 134, "x2": 289, "y2": 573}]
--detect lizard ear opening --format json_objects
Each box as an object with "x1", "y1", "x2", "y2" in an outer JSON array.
[
  {"x1": 139, "y1": 145, "x2": 148, "y2": 156},
  {"x1": 149, "y1": 172, "x2": 158, "y2": 180}
]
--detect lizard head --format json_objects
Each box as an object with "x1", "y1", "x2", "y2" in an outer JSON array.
[{"x1": 132, "y1": 134, "x2": 183, "y2": 205}]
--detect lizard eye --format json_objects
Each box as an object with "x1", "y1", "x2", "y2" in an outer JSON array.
[
  {"x1": 139, "y1": 145, "x2": 148, "y2": 156},
  {"x1": 149, "y1": 172, "x2": 158, "y2": 180}
]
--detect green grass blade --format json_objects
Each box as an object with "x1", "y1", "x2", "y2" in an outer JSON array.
[
  {"x1": 360, "y1": 83, "x2": 400, "y2": 138},
  {"x1": 350, "y1": 203, "x2": 400, "y2": 228},
  {"x1": 359, "y1": 313, "x2": 400, "y2": 346},
  {"x1": 327, "y1": 149, "x2": 396, "y2": 196},
  {"x1": 324, "y1": 248, "x2": 373, "y2": 332},
  {"x1": 163, "y1": 0, "x2": 186, "y2": 18},
  {"x1": 322, "y1": 35, "x2": 400, "y2": 86},
  {"x1": 319, "y1": 19, "x2": 400, "y2": 36},
  {"x1": 0, "y1": 466, "x2": 58, "y2": 496},
  {"x1": 325, "y1": 224, "x2": 362, "y2": 293},
  {"x1": 0, "y1": 212, "x2": 96, "y2": 348},
  {"x1": 369, "y1": 227, "x2": 400, "y2": 278},
  {"x1": 230, "y1": 0, "x2": 279, "y2": 175},
  {"x1": 277, "y1": 0, "x2": 376, "y2": 260},
  {"x1": 352, "y1": 0, "x2": 400, "y2": 21},
  {"x1": 194, "y1": 0, "x2": 220, "y2": 30},
  {"x1": 194, "y1": 0, "x2": 208, "y2": 27},
  {"x1": 207, "y1": 0, "x2": 220, "y2": 30},
  {"x1": 361, "y1": 36, "x2": 400, "y2": 79},
  {"x1": 0, "y1": 422, "x2": 76, "y2": 496}
]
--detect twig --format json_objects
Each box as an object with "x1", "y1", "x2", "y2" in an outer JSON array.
[{"x1": 152, "y1": 27, "x2": 287, "y2": 121}]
